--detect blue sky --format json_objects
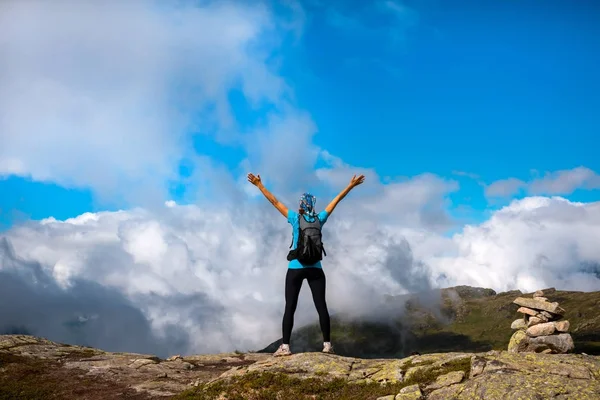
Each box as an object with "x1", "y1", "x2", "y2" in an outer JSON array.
[{"x1": 1, "y1": 0, "x2": 599, "y2": 230}]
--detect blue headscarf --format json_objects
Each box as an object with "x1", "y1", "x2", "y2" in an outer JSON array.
[{"x1": 299, "y1": 192, "x2": 317, "y2": 217}]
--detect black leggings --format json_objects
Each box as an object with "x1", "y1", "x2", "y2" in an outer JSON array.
[{"x1": 282, "y1": 267, "x2": 330, "y2": 344}]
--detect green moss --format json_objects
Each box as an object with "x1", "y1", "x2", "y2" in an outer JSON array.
[
  {"x1": 402, "y1": 357, "x2": 471, "y2": 389},
  {"x1": 174, "y1": 372, "x2": 408, "y2": 400},
  {"x1": 58, "y1": 348, "x2": 99, "y2": 361},
  {"x1": 401, "y1": 357, "x2": 436, "y2": 370}
]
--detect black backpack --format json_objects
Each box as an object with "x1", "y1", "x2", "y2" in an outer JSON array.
[{"x1": 287, "y1": 215, "x2": 327, "y2": 265}]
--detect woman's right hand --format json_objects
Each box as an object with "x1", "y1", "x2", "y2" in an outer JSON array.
[{"x1": 348, "y1": 174, "x2": 365, "y2": 189}]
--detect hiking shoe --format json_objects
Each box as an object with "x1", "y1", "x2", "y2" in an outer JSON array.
[
  {"x1": 322, "y1": 342, "x2": 334, "y2": 354},
  {"x1": 273, "y1": 344, "x2": 292, "y2": 357}
]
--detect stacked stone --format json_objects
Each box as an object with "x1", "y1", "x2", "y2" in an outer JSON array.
[{"x1": 508, "y1": 288, "x2": 574, "y2": 354}]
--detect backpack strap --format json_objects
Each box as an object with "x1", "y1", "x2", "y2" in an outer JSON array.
[{"x1": 290, "y1": 213, "x2": 302, "y2": 249}]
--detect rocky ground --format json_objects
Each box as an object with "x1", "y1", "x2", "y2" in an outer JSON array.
[{"x1": 2, "y1": 334, "x2": 600, "y2": 399}]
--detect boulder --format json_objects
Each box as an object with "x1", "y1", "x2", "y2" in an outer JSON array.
[
  {"x1": 511, "y1": 319, "x2": 527, "y2": 330},
  {"x1": 539, "y1": 311, "x2": 555, "y2": 320},
  {"x1": 516, "y1": 307, "x2": 537, "y2": 316},
  {"x1": 555, "y1": 320, "x2": 570, "y2": 332},
  {"x1": 513, "y1": 297, "x2": 565, "y2": 315},
  {"x1": 508, "y1": 330, "x2": 527, "y2": 353},
  {"x1": 535, "y1": 312, "x2": 549, "y2": 322},
  {"x1": 526, "y1": 333, "x2": 575, "y2": 354},
  {"x1": 527, "y1": 322, "x2": 556, "y2": 337},
  {"x1": 527, "y1": 316, "x2": 543, "y2": 327},
  {"x1": 394, "y1": 384, "x2": 422, "y2": 399}
]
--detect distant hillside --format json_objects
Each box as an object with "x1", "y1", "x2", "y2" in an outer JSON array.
[{"x1": 259, "y1": 286, "x2": 600, "y2": 357}]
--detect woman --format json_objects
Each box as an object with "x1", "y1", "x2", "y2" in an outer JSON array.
[{"x1": 247, "y1": 172, "x2": 365, "y2": 356}]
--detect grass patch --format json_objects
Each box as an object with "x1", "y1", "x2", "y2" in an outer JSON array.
[
  {"x1": 0, "y1": 353, "x2": 60, "y2": 400},
  {"x1": 0, "y1": 351, "x2": 149, "y2": 400},
  {"x1": 0, "y1": 352, "x2": 27, "y2": 365}
]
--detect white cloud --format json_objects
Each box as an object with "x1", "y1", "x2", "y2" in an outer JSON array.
[
  {"x1": 316, "y1": 150, "x2": 377, "y2": 189},
  {"x1": 0, "y1": 0, "x2": 290, "y2": 202},
  {"x1": 316, "y1": 151, "x2": 459, "y2": 230},
  {"x1": 242, "y1": 111, "x2": 321, "y2": 196},
  {"x1": 485, "y1": 167, "x2": 600, "y2": 198},
  {"x1": 429, "y1": 196, "x2": 600, "y2": 293},
  {"x1": 529, "y1": 166, "x2": 600, "y2": 195},
  {"x1": 485, "y1": 177, "x2": 526, "y2": 198}
]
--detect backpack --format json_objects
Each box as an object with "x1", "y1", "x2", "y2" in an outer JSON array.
[{"x1": 287, "y1": 215, "x2": 327, "y2": 265}]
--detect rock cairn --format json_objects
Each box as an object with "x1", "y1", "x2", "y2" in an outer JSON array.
[{"x1": 508, "y1": 288, "x2": 574, "y2": 354}]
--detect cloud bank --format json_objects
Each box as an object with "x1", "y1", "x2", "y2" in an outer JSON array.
[{"x1": 2, "y1": 194, "x2": 599, "y2": 356}]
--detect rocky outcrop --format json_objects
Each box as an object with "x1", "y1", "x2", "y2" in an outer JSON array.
[
  {"x1": 0, "y1": 334, "x2": 266, "y2": 398},
  {"x1": 2, "y1": 334, "x2": 599, "y2": 399},
  {"x1": 508, "y1": 288, "x2": 575, "y2": 354},
  {"x1": 209, "y1": 350, "x2": 600, "y2": 399}
]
